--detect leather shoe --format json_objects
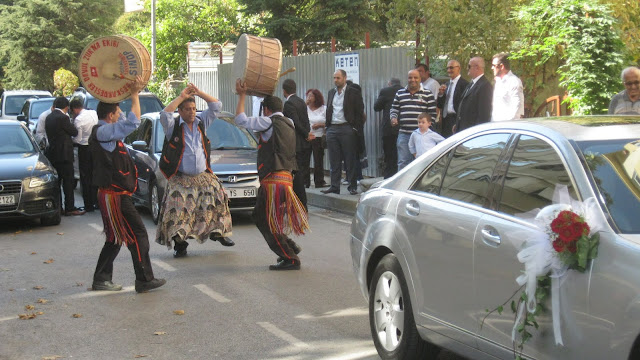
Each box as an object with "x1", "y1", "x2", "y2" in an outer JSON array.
[
  {"x1": 321, "y1": 188, "x2": 339, "y2": 194},
  {"x1": 269, "y1": 259, "x2": 301, "y2": 271},
  {"x1": 277, "y1": 243, "x2": 302, "y2": 262},
  {"x1": 212, "y1": 236, "x2": 235, "y2": 247},
  {"x1": 173, "y1": 249, "x2": 187, "y2": 258},
  {"x1": 65, "y1": 208, "x2": 86, "y2": 216},
  {"x1": 92, "y1": 280, "x2": 123, "y2": 291},
  {"x1": 135, "y1": 278, "x2": 166, "y2": 293},
  {"x1": 349, "y1": 189, "x2": 358, "y2": 195},
  {"x1": 315, "y1": 183, "x2": 330, "y2": 188}
]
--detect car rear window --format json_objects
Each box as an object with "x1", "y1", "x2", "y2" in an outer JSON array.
[
  {"x1": 4, "y1": 95, "x2": 35, "y2": 115},
  {"x1": 577, "y1": 138, "x2": 640, "y2": 233},
  {"x1": 31, "y1": 101, "x2": 54, "y2": 120}
]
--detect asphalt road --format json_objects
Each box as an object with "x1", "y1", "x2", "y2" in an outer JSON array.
[{"x1": 0, "y1": 203, "x2": 380, "y2": 360}]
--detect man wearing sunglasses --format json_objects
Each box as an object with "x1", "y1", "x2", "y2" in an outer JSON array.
[
  {"x1": 609, "y1": 66, "x2": 640, "y2": 115},
  {"x1": 491, "y1": 53, "x2": 524, "y2": 121},
  {"x1": 437, "y1": 60, "x2": 468, "y2": 137}
]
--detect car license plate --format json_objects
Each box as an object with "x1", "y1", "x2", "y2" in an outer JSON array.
[
  {"x1": 225, "y1": 187, "x2": 256, "y2": 198},
  {"x1": 0, "y1": 195, "x2": 15, "y2": 205}
]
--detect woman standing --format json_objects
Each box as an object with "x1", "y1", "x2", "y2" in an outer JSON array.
[{"x1": 305, "y1": 89, "x2": 328, "y2": 188}]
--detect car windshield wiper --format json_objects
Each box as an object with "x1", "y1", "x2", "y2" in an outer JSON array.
[{"x1": 213, "y1": 146, "x2": 255, "y2": 150}]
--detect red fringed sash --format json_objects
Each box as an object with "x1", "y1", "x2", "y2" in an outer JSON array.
[
  {"x1": 98, "y1": 189, "x2": 137, "y2": 246},
  {"x1": 261, "y1": 171, "x2": 310, "y2": 236}
]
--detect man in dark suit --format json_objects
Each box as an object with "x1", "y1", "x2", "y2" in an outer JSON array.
[
  {"x1": 282, "y1": 79, "x2": 311, "y2": 209},
  {"x1": 454, "y1": 57, "x2": 493, "y2": 133},
  {"x1": 373, "y1": 77, "x2": 402, "y2": 178},
  {"x1": 437, "y1": 60, "x2": 469, "y2": 138},
  {"x1": 322, "y1": 69, "x2": 365, "y2": 195},
  {"x1": 45, "y1": 96, "x2": 85, "y2": 216}
]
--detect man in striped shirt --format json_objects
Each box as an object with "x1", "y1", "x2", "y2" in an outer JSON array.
[{"x1": 390, "y1": 69, "x2": 437, "y2": 171}]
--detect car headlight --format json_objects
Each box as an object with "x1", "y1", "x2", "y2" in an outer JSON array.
[{"x1": 29, "y1": 173, "x2": 56, "y2": 187}]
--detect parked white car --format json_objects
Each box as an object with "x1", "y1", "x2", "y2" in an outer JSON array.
[{"x1": 0, "y1": 90, "x2": 52, "y2": 120}]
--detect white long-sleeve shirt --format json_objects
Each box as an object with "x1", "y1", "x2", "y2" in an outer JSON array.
[
  {"x1": 72, "y1": 109, "x2": 98, "y2": 145},
  {"x1": 492, "y1": 71, "x2": 525, "y2": 121}
]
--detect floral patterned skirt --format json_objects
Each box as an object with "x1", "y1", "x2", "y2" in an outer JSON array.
[{"x1": 155, "y1": 171, "x2": 232, "y2": 248}]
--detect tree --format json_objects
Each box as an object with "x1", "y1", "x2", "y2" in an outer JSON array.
[
  {"x1": 239, "y1": 0, "x2": 392, "y2": 54},
  {"x1": 115, "y1": 0, "x2": 248, "y2": 80},
  {"x1": 606, "y1": 0, "x2": 640, "y2": 63},
  {"x1": 511, "y1": 0, "x2": 625, "y2": 115},
  {"x1": 0, "y1": 0, "x2": 122, "y2": 90}
]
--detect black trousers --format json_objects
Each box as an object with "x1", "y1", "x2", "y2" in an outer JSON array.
[
  {"x1": 77, "y1": 145, "x2": 97, "y2": 209},
  {"x1": 382, "y1": 134, "x2": 398, "y2": 179},
  {"x1": 53, "y1": 160, "x2": 75, "y2": 211},
  {"x1": 326, "y1": 124, "x2": 358, "y2": 192},
  {"x1": 93, "y1": 195, "x2": 154, "y2": 283},
  {"x1": 253, "y1": 185, "x2": 300, "y2": 263},
  {"x1": 441, "y1": 114, "x2": 457, "y2": 138},
  {"x1": 310, "y1": 137, "x2": 326, "y2": 187},
  {"x1": 293, "y1": 147, "x2": 311, "y2": 210}
]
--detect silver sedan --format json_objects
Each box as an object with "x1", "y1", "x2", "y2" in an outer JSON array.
[{"x1": 350, "y1": 116, "x2": 640, "y2": 359}]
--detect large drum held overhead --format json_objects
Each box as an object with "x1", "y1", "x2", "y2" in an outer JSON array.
[
  {"x1": 232, "y1": 34, "x2": 282, "y2": 97},
  {"x1": 78, "y1": 35, "x2": 152, "y2": 103}
]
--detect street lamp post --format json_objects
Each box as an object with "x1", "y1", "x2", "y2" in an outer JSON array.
[{"x1": 151, "y1": 0, "x2": 156, "y2": 75}]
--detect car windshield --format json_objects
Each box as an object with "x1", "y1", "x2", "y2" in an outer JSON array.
[
  {"x1": 4, "y1": 95, "x2": 36, "y2": 115},
  {"x1": 0, "y1": 125, "x2": 35, "y2": 154},
  {"x1": 31, "y1": 100, "x2": 54, "y2": 119},
  {"x1": 577, "y1": 138, "x2": 640, "y2": 233},
  {"x1": 153, "y1": 116, "x2": 257, "y2": 153}
]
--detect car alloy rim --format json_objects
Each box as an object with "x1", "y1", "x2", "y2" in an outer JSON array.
[
  {"x1": 373, "y1": 270, "x2": 405, "y2": 351},
  {"x1": 151, "y1": 185, "x2": 159, "y2": 220}
]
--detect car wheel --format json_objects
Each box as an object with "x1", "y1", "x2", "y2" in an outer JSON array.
[
  {"x1": 369, "y1": 254, "x2": 439, "y2": 360},
  {"x1": 149, "y1": 180, "x2": 160, "y2": 225},
  {"x1": 40, "y1": 207, "x2": 61, "y2": 226}
]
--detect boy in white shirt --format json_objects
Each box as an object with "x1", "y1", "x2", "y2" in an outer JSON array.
[{"x1": 408, "y1": 113, "x2": 445, "y2": 158}]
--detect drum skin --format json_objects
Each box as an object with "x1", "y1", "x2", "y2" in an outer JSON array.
[
  {"x1": 78, "y1": 35, "x2": 152, "y2": 103},
  {"x1": 232, "y1": 34, "x2": 282, "y2": 97}
]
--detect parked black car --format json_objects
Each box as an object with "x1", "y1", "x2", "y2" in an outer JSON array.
[
  {"x1": 124, "y1": 111, "x2": 260, "y2": 223},
  {"x1": 0, "y1": 120, "x2": 61, "y2": 226},
  {"x1": 69, "y1": 87, "x2": 164, "y2": 116}
]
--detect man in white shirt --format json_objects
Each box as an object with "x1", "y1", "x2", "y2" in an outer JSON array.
[
  {"x1": 70, "y1": 98, "x2": 99, "y2": 212},
  {"x1": 35, "y1": 106, "x2": 53, "y2": 149},
  {"x1": 415, "y1": 63, "x2": 440, "y2": 100},
  {"x1": 491, "y1": 53, "x2": 525, "y2": 121}
]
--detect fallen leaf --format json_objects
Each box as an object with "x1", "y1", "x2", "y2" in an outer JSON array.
[
  {"x1": 56, "y1": 233, "x2": 64, "y2": 235},
  {"x1": 37, "y1": 299, "x2": 48, "y2": 304},
  {"x1": 72, "y1": 313, "x2": 82, "y2": 318},
  {"x1": 25, "y1": 305, "x2": 35, "y2": 310},
  {"x1": 9, "y1": 288, "x2": 14, "y2": 291},
  {"x1": 43, "y1": 259, "x2": 54, "y2": 264},
  {"x1": 31, "y1": 252, "x2": 37, "y2": 255},
  {"x1": 75, "y1": 282, "x2": 83, "y2": 287},
  {"x1": 36, "y1": 311, "x2": 44, "y2": 315},
  {"x1": 42, "y1": 356, "x2": 63, "y2": 360},
  {"x1": 173, "y1": 310, "x2": 185, "y2": 315},
  {"x1": 18, "y1": 313, "x2": 37, "y2": 320},
  {"x1": 153, "y1": 331, "x2": 167, "y2": 335},
  {"x1": 33, "y1": 286, "x2": 43, "y2": 290},
  {"x1": 15, "y1": 230, "x2": 22, "y2": 234},
  {"x1": 134, "y1": 355, "x2": 148, "y2": 358}
]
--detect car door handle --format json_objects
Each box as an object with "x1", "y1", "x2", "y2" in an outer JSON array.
[
  {"x1": 405, "y1": 200, "x2": 420, "y2": 216},
  {"x1": 481, "y1": 227, "x2": 501, "y2": 247}
]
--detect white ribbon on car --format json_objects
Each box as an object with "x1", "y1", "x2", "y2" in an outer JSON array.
[{"x1": 512, "y1": 185, "x2": 606, "y2": 346}]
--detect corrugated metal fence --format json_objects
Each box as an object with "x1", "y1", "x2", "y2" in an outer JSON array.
[{"x1": 189, "y1": 47, "x2": 415, "y2": 178}]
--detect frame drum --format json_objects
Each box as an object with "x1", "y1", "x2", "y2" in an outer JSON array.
[
  {"x1": 78, "y1": 35, "x2": 152, "y2": 103},
  {"x1": 232, "y1": 34, "x2": 282, "y2": 97}
]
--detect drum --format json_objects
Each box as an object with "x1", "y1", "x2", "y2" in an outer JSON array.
[
  {"x1": 232, "y1": 34, "x2": 282, "y2": 97},
  {"x1": 78, "y1": 35, "x2": 152, "y2": 103}
]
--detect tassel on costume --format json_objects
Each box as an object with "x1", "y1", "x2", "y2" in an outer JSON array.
[
  {"x1": 98, "y1": 189, "x2": 137, "y2": 246},
  {"x1": 262, "y1": 171, "x2": 310, "y2": 236}
]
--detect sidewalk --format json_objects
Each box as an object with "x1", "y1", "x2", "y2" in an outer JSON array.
[{"x1": 306, "y1": 175, "x2": 383, "y2": 216}]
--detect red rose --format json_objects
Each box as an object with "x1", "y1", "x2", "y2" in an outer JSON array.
[
  {"x1": 551, "y1": 217, "x2": 565, "y2": 233},
  {"x1": 558, "y1": 227, "x2": 577, "y2": 243},
  {"x1": 571, "y1": 222, "x2": 586, "y2": 239},
  {"x1": 553, "y1": 240, "x2": 565, "y2": 252}
]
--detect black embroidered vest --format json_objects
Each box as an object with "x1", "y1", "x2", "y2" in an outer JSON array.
[
  {"x1": 159, "y1": 116, "x2": 212, "y2": 179},
  {"x1": 256, "y1": 115, "x2": 297, "y2": 180},
  {"x1": 89, "y1": 124, "x2": 138, "y2": 193}
]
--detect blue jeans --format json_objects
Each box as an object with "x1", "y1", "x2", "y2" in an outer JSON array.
[{"x1": 396, "y1": 132, "x2": 413, "y2": 171}]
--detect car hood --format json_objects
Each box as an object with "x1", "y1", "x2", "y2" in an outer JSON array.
[
  {"x1": 209, "y1": 149, "x2": 258, "y2": 174},
  {"x1": 0, "y1": 152, "x2": 53, "y2": 180}
]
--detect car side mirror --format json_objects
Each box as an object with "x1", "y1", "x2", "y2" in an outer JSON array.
[
  {"x1": 17, "y1": 114, "x2": 27, "y2": 121},
  {"x1": 132, "y1": 140, "x2": 148, "y2": 152}
]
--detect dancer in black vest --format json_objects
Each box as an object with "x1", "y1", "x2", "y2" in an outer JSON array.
[
  {"x1": 234, "y1": 79, "x2": 309, "y2": 270},
  {"x1": 155, "y1": 84, "x2": 233, "y2": 257},
  {"x1": 89, "y1": 76, "x2": 165, "y2": 293}
]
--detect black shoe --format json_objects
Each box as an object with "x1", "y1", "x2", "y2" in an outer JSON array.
[
  {"x1": 135, "y1": 278, "x2": 166, "y2": 293},
  {"x1": 173, "y1": 241, "x2": 189, "y2": 258},
  {"x1": 211, "y1": 236, "x2": 235, "y2": 247},
  {"x1": 269, "y1": 259, "x2": 301, "y2": 271},
  {"x1": 321, "y1": 188, "x2": 339, "y2": 194},
  {"x1": 173, "y1": 249, "x2": 187, "y2": 258},
  {"x1": 349, "y1": 189, "x2": 358, "y2": 195},
  {"x1": 315, "y1": 183, "x2": 330, "y2": 188},
  {"x1": 92, "y1": 280, "x2": 123, "y2": 291}
]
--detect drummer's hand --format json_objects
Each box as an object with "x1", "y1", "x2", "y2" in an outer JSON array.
[
  {"x1": 131, "y1": 76, "x2": 145, "y2": 93},
  {"x1": 235, "y1": 79, "x2": 247, "y2": 95},
  {"x1": 180, "y1": 85, "x2": 194, "y2": 98},
  {"x1": 188, "y1": 83, "x2": 201, "y2": 96}
]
